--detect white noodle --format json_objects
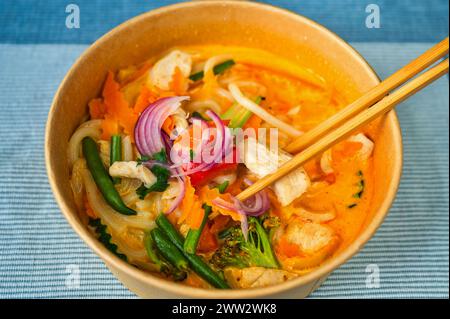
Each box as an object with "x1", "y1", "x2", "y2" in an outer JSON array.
[
  {"x1": 122, "y1": 135, "x2": 133, "y2": 161},
  {"x1": 228, "y1": 83, "x2": 302, "y2": 137},
  {"x1": 82, "y1": 168, "x2": 155, "y2": 232},
  {"x1": 67, "y1": 119, "x2": 102, "y2": 168},
  {"x1": 203, "y1": 54, "x2": 233, "y2": 74}
]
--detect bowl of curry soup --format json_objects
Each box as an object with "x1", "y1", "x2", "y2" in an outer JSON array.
[{"x1": 45, "y1": 1, "x2": 402, "y2": 298}]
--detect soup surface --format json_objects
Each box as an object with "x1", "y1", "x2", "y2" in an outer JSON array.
[{"x1": 68, "y1": 45, "x2": 375, "y2": 289}]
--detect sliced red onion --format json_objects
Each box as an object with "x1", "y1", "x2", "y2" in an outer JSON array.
[
  {"x1": 134, "y1": 96, "x2": 189, "y2": 157},
  {"x1": 172, "y1": 110, "x2": 233, "y2": 177},
  {"x1": 211, "y1": 181, "x2": 269, "y2": 240},
  {"x1": 212, "y1": 197, "x2": 249, "y2": 240}
]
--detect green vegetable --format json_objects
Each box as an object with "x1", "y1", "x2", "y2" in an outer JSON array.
[
  {"x1": 144, "y1": 232, "x2": 187, "y2": 281},
  {"x1": 151, "y1": 149, "x2": 168, "y2": 163},
  {"x1": 351, "y1": 170, "x2": 365, "y2": 203},
  {"x1": 184, "y1": 204, "x2": 212, "y2": 254},
  {"x1": 189, "y1": 59, "x2": 236, "y2": 81},
  {"x1": 151, "y1": 228, "x2": 189, "y2": 271},
  {"x1": 216, "y1": 181, "x2": 229, "y2": 194},
  {"x1": 211, "y1": 217, "x2": 279, "y2": 270},
  {"x1": 221, "y1": 96, "x2": 264, "y2": 129},
  {"x1": 82, "y1": 137, "x2": 136, "y2": 215},
  {"x1": 156, "y1": 213, "x2": 230, "y2": 289},
  {"x1": 347, "y1": 203, "x2": 357, "y2": 209},
  {"x1": 89, "y1": 218, "x2": 127, "y2": 261},
  {"x1": 137, "y1": 149, "x2": 167, "y2": 166},
  {"x1": 136, "y1": 165, "x2": 170, "y2": 199},
  {"x1": 110, "y1": 135, "x2": 122, "y2": 184}
]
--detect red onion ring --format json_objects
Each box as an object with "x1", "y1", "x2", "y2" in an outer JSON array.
[
  {"x1": 134, "y1": 96, "x2": 189, "y2": 157},
  {"x1": 211, "y1": 181, "x2": 270, "y2": 239},
  {"x1": 172, "y1": 110, "x2": 233, "y2": 177}
]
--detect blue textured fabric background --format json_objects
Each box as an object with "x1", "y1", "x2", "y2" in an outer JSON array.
[{"x1": 0, "y1": 0, "x2": 448, "y2": 298}]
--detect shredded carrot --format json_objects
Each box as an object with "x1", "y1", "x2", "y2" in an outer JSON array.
[
  {"x1": 179, "y1": 177, "x2": 196, "y2": 224},
  {"x1": 133, "y1": 85, "x2": 153, "y2": 115},
  {"x1": 88, "y1": 98, "x2": 106, "y2": 119},
  {"x1": 102, "y1": 71, "x2": 138, "y2": 137},
  {"x1": 197, "y1": 186, "x2": 242, "y2": 222},
  {"x1": 170, "y1": 66, "x2": 186, "y2": 95},
  {"x1": 178, "y1": 177, "x2": 204, "y2": 229},
  {"x1": 161, "y1": 116, "x2": 175, "y2": 135},
  {"x1": 100, "y1": 115, "x2": 119, "y2": 140}
]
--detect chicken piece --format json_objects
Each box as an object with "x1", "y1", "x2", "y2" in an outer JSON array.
[
  {"x1": 224, "y1": 267, "x2": 298, "y2": 289},
  {"x1": 239, "y1": 137, "x2": 310, "y2": 206},
  {"x1": 109, "y1": 161, "x2": 156, "y2": 187},
  {"x1": 285, "y1": 221, "x2": 336, "y2": 255},
  {"x1": 347, "y1": 133, "x2": 374, "y2": 161},
  {"x1": 148, "y1": 50, "x2": 192, "y2": 91}
]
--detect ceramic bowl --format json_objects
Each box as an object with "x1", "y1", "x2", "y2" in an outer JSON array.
[{"x1": 46, "y1": 1, "x2": 402, "y2": 298}]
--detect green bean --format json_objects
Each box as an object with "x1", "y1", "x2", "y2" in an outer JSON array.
[
  {"x1": 151, "y1": 228, "x2": 189, "y2": 271},
  {"x1": 183, "y1": 204, "x2": 211, "y2": 254},
  {"x1": 110, "y1": 135, "x2": 122, "y2": 184},
  {"x1": 82, "y1": 137, "x2": 136, "y2": 215},
  {"x1": 156, "y1": 213, "x2": 230, "y2": 289},
  {"x1": 189, "y1": 59, "x2": 235, "y2": 81},
  {"x1": 144, "y1": 231, "x2": 164, "y2": 269}
]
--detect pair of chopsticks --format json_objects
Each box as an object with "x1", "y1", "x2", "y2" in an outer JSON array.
[{"x1": 237, "y1": 37, "x2": 449, "y2": 201}]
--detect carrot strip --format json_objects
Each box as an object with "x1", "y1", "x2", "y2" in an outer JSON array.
[
  {"x1": 88, "y1": 98, "x2": 106, "y2": 119},
  {"x1": 197, "y1": 186, "x2": 242, "y2": 222},
  {"x1": 102, "y1": 71, "x2": 138, "y2": 137}
]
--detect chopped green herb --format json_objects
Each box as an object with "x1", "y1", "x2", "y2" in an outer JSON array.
[
  {"x1": 216, "y1": 181, "x2": 229, "y2": 194},
  {"x1": 152, "y1": 149, "x2": 168, "y2": 163},
  {"x1": 136, "y1": 155, "x2": 151, "y2": 166},
  {"x1": 89, "y1": 218, "x2": 127, "y2": 261},
  {"x1": 136, "y1": 165, "x2": 170, "y2": 199},
  {"x1": 190, "y1": 149, "x2": 195, "y2": 161},
  {"x1": 347, "y1": 203, "x2": 357, "y2": 209},
  {"x1": 352, "y1": 170, "x2": 365, "y2": 199},
  {"x1": 189, "y1": 60, "x2": 236, "y2": 81}
]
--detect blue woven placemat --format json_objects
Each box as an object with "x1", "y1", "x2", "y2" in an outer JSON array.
[{"x1": 0, "y1": 42, "x2": 447, "y2": 299}]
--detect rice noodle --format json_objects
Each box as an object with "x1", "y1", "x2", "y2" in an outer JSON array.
[
  {"x1": 82, "y1": 168, "x2": 155, "y2": 232},
  {"x1": 203, "y1": 54, "x2": 233, "y2": 75},
  {"x1": 228, "y1": 83, "x2": 302, "y2": 138},
  {"x1": 70, "y1": 158, "x2": 86, "y2": 212},
  {"x1": 68, "y1": 119, "x2": 102, "y2": 168},
  {"x1": 122, "y1": 135, "x2": 133, "y2": 161},
  {"x1": 215, "y1": 87, "x2": 234, "y2": 102}
]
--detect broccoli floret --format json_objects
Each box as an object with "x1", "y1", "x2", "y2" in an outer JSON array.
[{"x1": 210, "y1": 217, "x2": 279, "y2": 270}]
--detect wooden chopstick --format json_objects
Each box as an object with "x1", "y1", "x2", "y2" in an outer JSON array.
[
  {"x1": 237, "y1": 58, "x2": 449, "y2": 201},
  {"x1": 284, "y1": 37, "x2": 449, "y2": 154}
]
